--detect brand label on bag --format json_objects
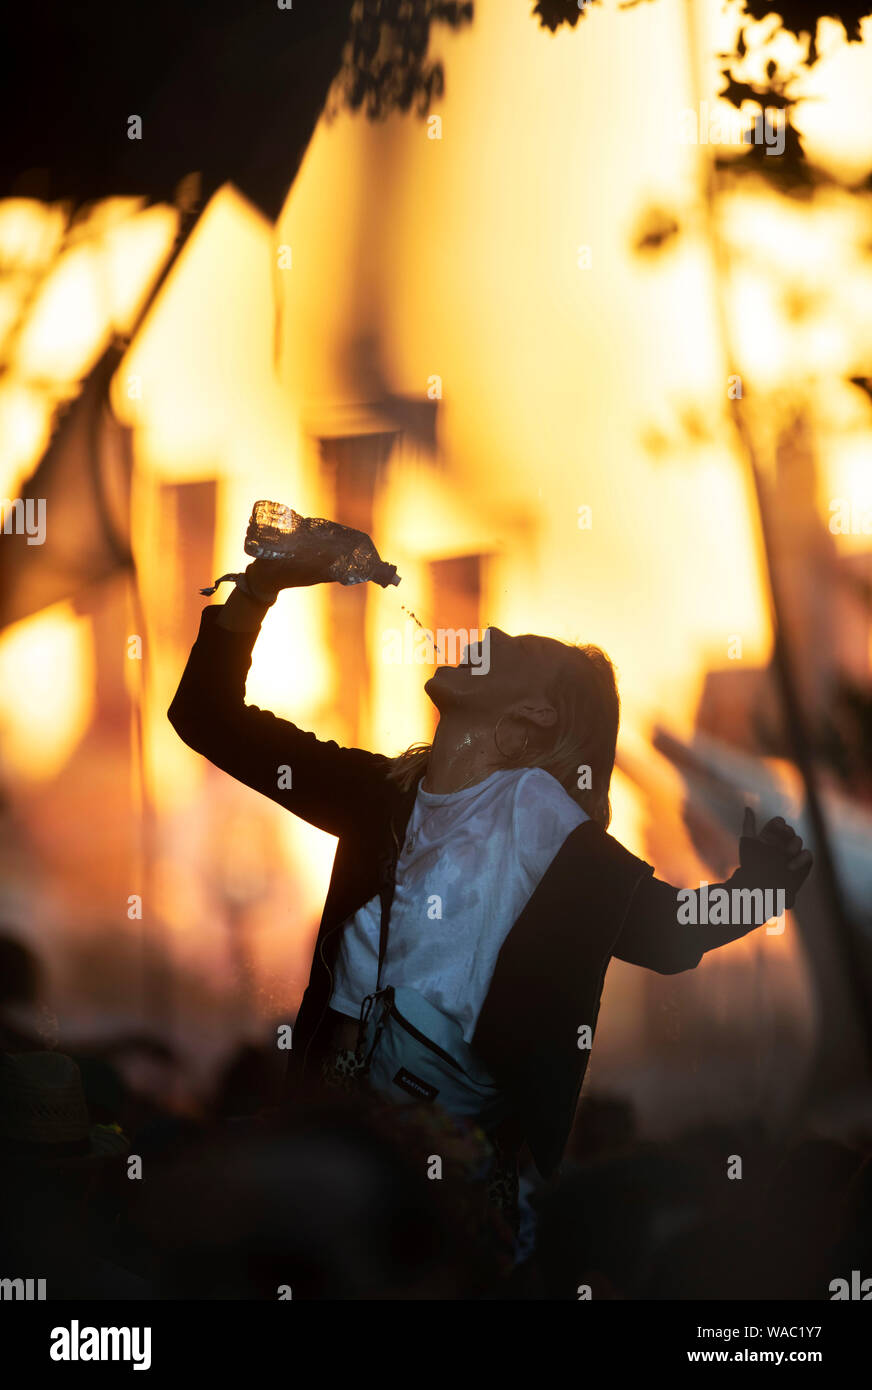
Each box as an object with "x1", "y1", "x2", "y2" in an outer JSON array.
[{"x1": 393, "y1": 1068, "x2": 438, "y2": 1101}]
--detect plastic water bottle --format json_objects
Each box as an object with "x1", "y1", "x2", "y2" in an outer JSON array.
[{"x1": 244, "y1": 501, "x2": 400, "y2": 587}]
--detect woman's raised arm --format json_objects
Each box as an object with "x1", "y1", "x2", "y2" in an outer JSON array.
[{"x1": 168, "y1": 567, "x2": 391, "y2": 839}]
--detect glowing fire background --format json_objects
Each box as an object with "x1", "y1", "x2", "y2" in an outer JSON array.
[{"x1": 1, "y1": 0, "x2": 872, "y2": 1130}]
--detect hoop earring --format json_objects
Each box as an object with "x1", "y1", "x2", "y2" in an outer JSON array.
[{"x1": 494, "y1": 714, "x2": 529, "y2": 761}]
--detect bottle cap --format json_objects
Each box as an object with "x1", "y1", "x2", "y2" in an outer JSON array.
[{"x1": 371, "y1": 561, "x2": 401, "y2": 588}]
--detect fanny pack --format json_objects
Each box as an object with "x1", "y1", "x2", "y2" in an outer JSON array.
[
  {"x1": 354, "y1": 868, "x2": 508, "y2": 1131},
  {"x1": 357, "y1": 984, "x2": 508, "y2": 1130}
]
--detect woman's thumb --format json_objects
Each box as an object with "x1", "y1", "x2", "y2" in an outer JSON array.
[{"x1": 742, "y1": 805, "x2": 756, "y2": 837}]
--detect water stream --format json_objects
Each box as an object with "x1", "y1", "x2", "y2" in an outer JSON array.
[{"x1": 398, "y1": 601, "x2": 444, "y2": 661}]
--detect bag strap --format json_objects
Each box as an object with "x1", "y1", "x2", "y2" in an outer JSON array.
[
  {"x1": 357, "y1": 985, "x2": 391, "y2": 1069},
  {"x1": 354, "y1": 880, "x2": 393, "y2": 1067},
  {"x1": 355, "y1": 810, "x2": 404, "y2": 1063},
  {"x1": 375, "y1": 810, "x2": 405, "y2": 990},
  {"x1": 376, "y1": 871, "x2": 393, "y2": 991}
]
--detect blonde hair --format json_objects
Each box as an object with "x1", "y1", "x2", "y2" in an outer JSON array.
[{"x1": 386, "y1": 642, "x2": 620, "y2": 829}]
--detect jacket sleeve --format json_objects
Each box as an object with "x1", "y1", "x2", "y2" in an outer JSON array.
[
  {"x1": 167, "y1": 603, "x2": 391, "y2": 839},
  {"x1": 613, "y1": 838, "x2": 804, "y2": 975}
]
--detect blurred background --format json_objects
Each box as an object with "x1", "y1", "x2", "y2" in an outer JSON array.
[{"x1": 1, "y1": 0, "x2": 871, "y2": 1145}]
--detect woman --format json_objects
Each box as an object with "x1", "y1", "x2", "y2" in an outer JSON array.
[{"x1": 168, "y1": 554, "x2": 812, "y2": 1222}]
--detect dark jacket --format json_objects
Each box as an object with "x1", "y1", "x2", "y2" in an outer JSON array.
[{"x1": 169, "y1": 604, "x2": 799, "y2": 1177}]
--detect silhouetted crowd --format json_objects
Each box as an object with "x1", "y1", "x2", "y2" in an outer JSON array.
[{"x1": 2, "y1": 933, "x2": 870, "y2": 1300}]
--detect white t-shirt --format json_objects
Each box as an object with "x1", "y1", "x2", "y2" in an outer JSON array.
[{"x1": 330, "y1": 766, "x2": 588, "y2": 1042}]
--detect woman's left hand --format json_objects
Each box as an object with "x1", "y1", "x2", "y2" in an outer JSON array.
[{"x1": 740, "y1": 807, "x2": 813, "y2": 899}]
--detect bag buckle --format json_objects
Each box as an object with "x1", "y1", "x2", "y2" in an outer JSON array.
[{"x1": 357, "y1": 987, "x2": 393, "y2": 1070}]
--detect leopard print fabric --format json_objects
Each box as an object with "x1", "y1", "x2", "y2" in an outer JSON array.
[
  {"x1": 320, "y1": 1046, "x2": 366, "y2": 1094},
  {"x1": 486, "y1": 1138, "x2": 520, "y2": 1233},
  {"x1": 319, "y1": 1045, "x2": 520, "y2": 1230}
]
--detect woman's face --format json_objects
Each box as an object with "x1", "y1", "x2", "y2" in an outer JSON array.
[{"x1": 424, "y1": 626, "x2": 567, "y2": 724}]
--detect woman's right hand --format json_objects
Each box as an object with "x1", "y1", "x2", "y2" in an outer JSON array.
[{"x1": 245, "y1": 555, "x2": 327, "y2": 600}]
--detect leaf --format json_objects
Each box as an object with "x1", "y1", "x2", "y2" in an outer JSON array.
[
  {"x1": 532, "y1": 0, "x2": 595, "y2": 31},
  {"x1": 719, "y1": 68, "x2": 795, "y2": 109},
  {"x1": 739, "y1": 2, "x2": 870, "y2": 56},
  {"x1": 715, "y1": 116, "x2": 826, "y2": 198},
  {"x1": 333, "y1": 0, "x2": 474, "y2": 119}
]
